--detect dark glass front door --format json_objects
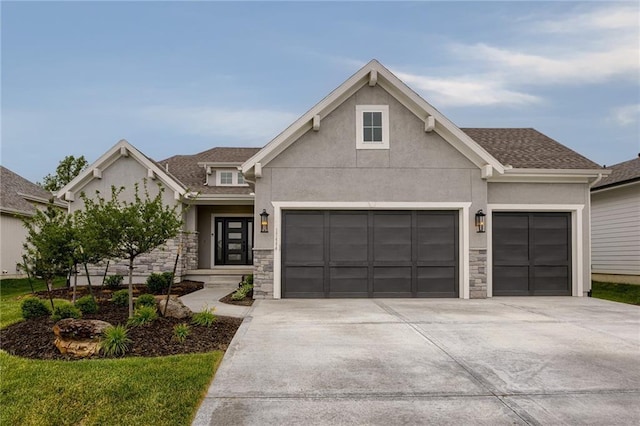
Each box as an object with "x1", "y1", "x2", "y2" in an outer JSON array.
[{"x1": 215, "y1": 218, "x2": 253, "y2": 265}]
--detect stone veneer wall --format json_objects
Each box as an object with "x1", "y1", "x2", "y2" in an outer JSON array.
[
  {"x1": 252, "y1": 248, "x2": 274, "y2": 299},
  {"x1": 80, "y1": 231, "x2": 199, "y2": 281},
  {"x1": 469, "y1": 248, "x2": 487, "y2": 298}
]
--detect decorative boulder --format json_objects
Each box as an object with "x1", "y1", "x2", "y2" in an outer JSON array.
[
  {"x1": 53, "y1": 319, "x2": 112, "y2": 358},
  {"x1": 154, "y1": 295, "x2": 192, "y2": 319}
]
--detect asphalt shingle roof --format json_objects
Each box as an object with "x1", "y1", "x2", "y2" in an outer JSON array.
[
  {"x1": 592, "y1": 156, "x2": 640, "y2": 190},
  {"x1": 0, "y1": 166, "x2": 54, "y2": 215},
  {"x1": 461, "y1": 128, "x2": 602, "y2": 170}
]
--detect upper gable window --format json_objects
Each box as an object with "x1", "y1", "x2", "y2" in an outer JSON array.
[
  {"x1": 356, "y1": 105, "x2": 389, "y2": 150},
  {"x1": 216, "y1": 169, "x2": 247, "y2": 186}
]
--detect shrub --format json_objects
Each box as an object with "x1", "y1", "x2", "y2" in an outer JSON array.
[
  {"x1": 146, "y1": 272, "x2": 172, "y2": 294},
  {"x1": 128, "y1": 305, "x2": 158, "y2": 326},
  {"x1": 231, "y1": 283, "x2": 253, "y2": 301},
  {"x1": 51, "y1": 303, "x2": 82, "y2": 322},
  {"x1": 104, "y1": 274, "x2": 124, "y2": 289},
  {"x1": 21, "y1": 297, "x2": 51, "y2": 320},
  {"x1": 75, "y1": 295, "x2": 99, "y2": 314},
  {"x1": 112, "y1": 289, "x2": 129, "y2": 307},
  {"x1": 101, "y1": 325, "x2": 131, "y2": 357},
  {"x1": 173, "y1": 323, "x2": 190, "y2": 343},
  {"x1": 243, "y1": 274, "x2": 253, "y2": 286},
  {"x1": 192, "y1": 307, "x2": 216, "y2": 327},
  {"x1": 135, "y1": 294, "x2": 157, "y2": 309}
]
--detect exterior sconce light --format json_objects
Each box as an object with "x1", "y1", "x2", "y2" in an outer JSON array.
[
  {"x1": 260, "y1": 209, "x2": 270, "y2": 233},
  {"x1": 475, "y1": 209, "x2": 486, "y2": 233}
]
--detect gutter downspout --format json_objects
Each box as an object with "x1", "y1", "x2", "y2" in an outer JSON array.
[
  {"x1": 589, "y1": 172, "x2": 604, "y2": 189},
  {"x1": 586, "y1": 172, "x2": 603, "y2": 297}
]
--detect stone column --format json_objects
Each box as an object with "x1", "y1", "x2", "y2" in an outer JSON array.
[
  {"x1": 253, "y1": 248, "x2": 274, "y2": 299},
  {"x1": 469, "y1": 248, "x2": 487, "y2": 298}
]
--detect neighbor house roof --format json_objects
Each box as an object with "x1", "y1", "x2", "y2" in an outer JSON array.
[
  {"x1": 461, "y1": 128, "x2": 603, "y2": 170},
  {"x1": 591, "y1": 156, "x2": 640, "y2": 190},
  {"x1": 0, "y1": 166, "x2": 62, "y2": 216},
  {"x1": 160, "y1": 147, "x2": 261, "y2": 195}
]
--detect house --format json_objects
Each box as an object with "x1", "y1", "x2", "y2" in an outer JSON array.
[
  {"x1": 58, "y1": 60, "x2": 607, "y2": 298},
  {"x1": 0, "y1": 166, "x2": 67, "y2": 278},
  {"x1": 591, "y1": 155, "x2": 640, "y2": 284}
]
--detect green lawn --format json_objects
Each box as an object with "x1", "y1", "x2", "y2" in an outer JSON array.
[
  {"x1": 0, "y1": 277, "x2": 225, "y2": 425},
  {"x1": 592, "y1": 281, "x2": 640, "y2": 306}
]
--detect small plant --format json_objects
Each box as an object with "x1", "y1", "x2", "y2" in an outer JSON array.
[
  {"x1": 51, "y1": 303, "x2": 82, "y2": 322},
  {"x1": 173, "y1": 323, "x2": 190, "y2": 343},
  {"x1": 135, "y1": 294, "x2": 157, "y2": 309},
  {"x1": 127, "y1": 305, "x2": 158, "y2": 326},
  {"x1": 191, "y1": 307, "x2": 217, "y2": 327},
  {"x1": 146, "y1": 272, "x2": 171, "y2": 294},
  {"x1": 101, "y1": 325, "x2": 131, "y2": 357},
  {"x1": 21, "y1": 297, "x2": 51, "y2": 320},
  {"x1": 75, "y1": 295, "x2": 99, "y2": 314},
  {"x1": 243, "y1": 274, "x2": 253, "y2": 286},
  {"x1": 231, "y1": 282, "x2": 253, "y2": 301},
  {"x1": 104, "y1": 274, "x2": 124, "y2": 289},
  {"x1": 112, "y1": 289, "x2": 129, "y2": 307}
]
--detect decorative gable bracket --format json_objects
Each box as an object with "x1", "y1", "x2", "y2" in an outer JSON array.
[{"x1": 424, "y1": 116, "x2": 435, "y2": 133}]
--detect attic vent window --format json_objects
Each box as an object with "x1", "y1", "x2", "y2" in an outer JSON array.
[
  {"x1": 356, "y1": 105, "x2": 389, "y2": 150},
  {"x1": 215, "y1": 169, "x2": 249, "y2": 187}
]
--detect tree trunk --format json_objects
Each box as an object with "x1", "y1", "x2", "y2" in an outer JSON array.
[
  {"x1": 128, "y1": 258, "x2": 134, "y2": 318},
  {"x1": 83, "y1": 262, "x2": 94, "y2": 297},
  {"x1": 23, "y1": 258, "x2": 35, "y2": 294},
  {"x1": 101, "y1": 260, "x2": 110, "y2": 287},
  {"x1": 46, "y1": 277, "x2": 55, "y2": 311},
  {"x1": 72, "y1": 263, "x2": 78, "y2": 303}
]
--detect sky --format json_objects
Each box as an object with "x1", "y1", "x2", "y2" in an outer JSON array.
[{"x1": 2, "y1": 1, "x2": 639, "y2": 183}]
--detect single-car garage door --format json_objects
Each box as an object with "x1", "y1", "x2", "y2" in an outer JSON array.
[
  {"x1": 282, "y1": 210, "x2": 458, "y2": 298},
  {"x1": 493, "y1": 212, "x2": 571, "y2": 296}
]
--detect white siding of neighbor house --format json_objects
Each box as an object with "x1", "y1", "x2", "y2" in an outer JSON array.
[
  {"x1": 1, "y1": 213, "x2": 28, "y2": 277},
  {"x1": 591, "y1": 183, "x2": 640, "y2": 275}
]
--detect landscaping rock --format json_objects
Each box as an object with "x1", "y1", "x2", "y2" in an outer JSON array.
[
  {"x1": 53, "y1": 319, "x2": 112, "y2": 358},
  {"x1": 155, "y1": 295, "x2": 192, "y2": 319}
]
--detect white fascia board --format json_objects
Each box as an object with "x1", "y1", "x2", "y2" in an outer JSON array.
[
  {"x1": 17, "y1": 192, "x2": 67, "y2": 208},
  {"x1": 591, "y1": 180, "x2": 640, "y2": 194},
  {"x1": 504, "y1": 168, "x2": 610, "y2": 177},
  {"x1": 197, "y1": 161, "x2": 242, "y2": 167},
  {"x1": 489, "y1": 168, "x2": 610, "y2": 183}
]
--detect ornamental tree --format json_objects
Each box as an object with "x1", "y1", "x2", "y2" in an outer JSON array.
[{"x1": 40, "y1": 155, "x2": 88, "y2": 192}]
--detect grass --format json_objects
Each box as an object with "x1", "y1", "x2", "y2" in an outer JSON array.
[
  {"x1": 0, "y1": 351, "x2": 223, "y2": 425},
  {"x1": 0, "y1": 276, "x2": 225, "y2": 424},
  {"x1": 592, "y1": 281, "x2": 640, "y2": 306}
]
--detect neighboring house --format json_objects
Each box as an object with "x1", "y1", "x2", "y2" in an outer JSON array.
[
  {"x1": 58, "y1": 60, "x2": 607, "y2": 298},
  {"x1": 591, "y1": 156, "x2": 640, "y2": 284},
  {"x1": 0, "y1": 166, "x2": 67, "y2": 278}
]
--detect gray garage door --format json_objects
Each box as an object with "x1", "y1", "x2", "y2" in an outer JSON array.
[
  {"x1": 282, "y1": 210, "x2": 458, "y2": 298},
  {"x1": 493, "y1": 212, "x2": 571, "y2": 296}
]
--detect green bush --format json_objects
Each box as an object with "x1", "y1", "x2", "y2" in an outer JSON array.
[
  {"x1": 173, "y1": 323, "x2": 190, "y2": 344},
  {"x1": 231, "y1": 283, "x2": 253, "y2": 301},
  {"x1": 75, "y1": 295, "x2": 98, "y2": 314},
  {"x1": 104, "y1": 274, "x2": 124, "y2": 289},
  {"x1": 101, "y1": 325, "x2": 131, "y2": 357},
  {"x1": 191, "y1": 307, "x2": 216, "y2": 327},
  {"x1": 51, "y1": 303, "x2": 82, "y2": 322},
  {"x1": 21, "y1": 297, "x2": 51, "y2": 320},
  {"x1": 112, "y1": 289, "x2": 129, "y2": 307},
  {"x1": 146, "y1": 273, "x2": 172, "y2": 294},
  {"x1": 243, "y1": 274, "x2": 253, "y2": 285},
  {"x1": 135, "y1": 294, "x2": 157, "y2": 309},
  {"x1": 128, "y1": 306, "x2": 158, "y2": 327}
]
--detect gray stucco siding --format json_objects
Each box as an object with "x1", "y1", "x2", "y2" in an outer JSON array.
[{"x1": 488, "y1": 182, "x2": 587, "y2": 205}]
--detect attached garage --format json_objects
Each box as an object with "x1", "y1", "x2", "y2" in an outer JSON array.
[
  {"x1": 281, "y1": 210, "x2": 459, "y2": 298},
  {"x1": 492, "y1": 212, "x2": 572, "y2": 296}
]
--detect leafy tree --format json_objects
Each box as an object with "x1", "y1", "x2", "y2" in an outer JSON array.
[
  {"x1": 81, "y1": 181, "x2": 183, "y2": 317},
  {"x1": 40, "y1": 155, "x2": 88, "y2": 192},
  {"x1": 23, "y1": 204, "x2": 75, "y2": 309}
]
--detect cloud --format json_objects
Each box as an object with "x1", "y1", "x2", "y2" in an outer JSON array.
[
  {"x1": 535, "y1": 4, "x2": 639, "y2": 33},
  {"x1": 610, "y1": 104, "x2": 640, "y2": 126},
  {"x1": 394, "y1": 71, "x2": 541, "y2": 107},
  {"x1": 137, "y1": 106, "x2": 298, "y2": 143}
]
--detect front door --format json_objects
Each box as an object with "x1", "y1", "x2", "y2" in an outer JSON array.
[{"x1": 214, "y1": 218, "x2": 253, "y2": 265}]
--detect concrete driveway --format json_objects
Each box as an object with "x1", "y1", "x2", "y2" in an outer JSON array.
[{"x1": 194, "y1": 297, "x2": 640, "y2": 425}]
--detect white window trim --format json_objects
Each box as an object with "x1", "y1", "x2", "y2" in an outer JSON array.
[
  {"x1": 215, "y1": 169, "x2": 249, "y2": 187},
  {"x1": 486, "y1": 204, "x2": 584, "y2": 298},
  {"x1": 356, "y1": 105, "x2": 389, "y2": 150},
  {"x1": 270, "y1": 201, "x2": 471, "y2": 300}
]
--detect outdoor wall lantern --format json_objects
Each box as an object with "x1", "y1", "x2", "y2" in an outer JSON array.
[
  {"x1": 260, "y1": 209, "x2": 270, "y2": 233},
  {"x1": 475, "y1": 209, "x2": 486, "y2": 233}
]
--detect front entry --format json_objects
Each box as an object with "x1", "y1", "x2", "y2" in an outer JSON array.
[{"x1": 214, "y1": 218, "x2": 253, "y2": 265}]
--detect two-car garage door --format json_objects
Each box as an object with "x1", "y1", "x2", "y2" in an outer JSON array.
[{"x1": 282, "y1": 210, "x2": 458, "y2": 298}]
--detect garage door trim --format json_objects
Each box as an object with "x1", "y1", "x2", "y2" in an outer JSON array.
[
  {"x1": 487, "y1": 204, "x2": 584, "y2": 297},
  {"x1": 271, "y1": 202, "x2": 472, "y2": 299}
]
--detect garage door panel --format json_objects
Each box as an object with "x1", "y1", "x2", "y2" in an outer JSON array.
[
  {"x1": 533, "y1": 266, "x2": 570, "y2": 294},
  {"x1": 417, "y1": 267, "x2": 457, "y2": 297},
  {"x1": 373, "y1": 267, "x2": 412, "y2": 297},
  {"x1": 329, "y1": 267, "x2": 368, "y2": 296},
  {"x1": 285, "y1": 213, "x2": 324, "y2": 263},
  {"x1": 330, "y1": 213, "x2": 368, "y2": 262},
  {"x1": 283, "y1": 266, "x2": 324, "y2": 297},
  {"x1": 493, "y1": 266, "x2": 530, "y2": 295},
  {"x1": 374, "y1": 214, "x2": 412, "y2": 261}
]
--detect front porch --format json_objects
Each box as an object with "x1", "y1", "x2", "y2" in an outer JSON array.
[{"x1": 184, "y1": 267, "x2": 253, "y2": 287}]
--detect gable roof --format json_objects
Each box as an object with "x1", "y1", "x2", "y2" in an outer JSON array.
[
  {"x1": 241, "y1": 59, "x2": 504, "y2": 176},
  {"x1": 57, "y1": 139, "x2": 187, "y2": 201},
  {"x1": 462, "y1": 128, "x2": 602, "y2": 170},
  {"x1": 0, "y1": 166, "x2": 63, "y2": 216},
  {"x1": 160, "y1": 147, "x2": 260, "y2": 195},
  {"x1": 591, "y1": 156, "x2": 640, "y2": 190}
]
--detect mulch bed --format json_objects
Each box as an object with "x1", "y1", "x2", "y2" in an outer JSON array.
[
  {"x1": 0, "y1": 281, "x2": 243, "y2": 361},
  {"x1": 36, "y1": 280, "x2": 204, "y2": 300},
  {"x1": 219, "y1": 290, "x2": 254, "y2": 306}
]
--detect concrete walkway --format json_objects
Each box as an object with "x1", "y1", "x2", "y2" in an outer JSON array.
[
  {"x1": 194, "y1": 297, "x2": 640, "y2": 425},
  {"x1": 180, "y1": 285, "x2": 251, "y2": 318}
]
